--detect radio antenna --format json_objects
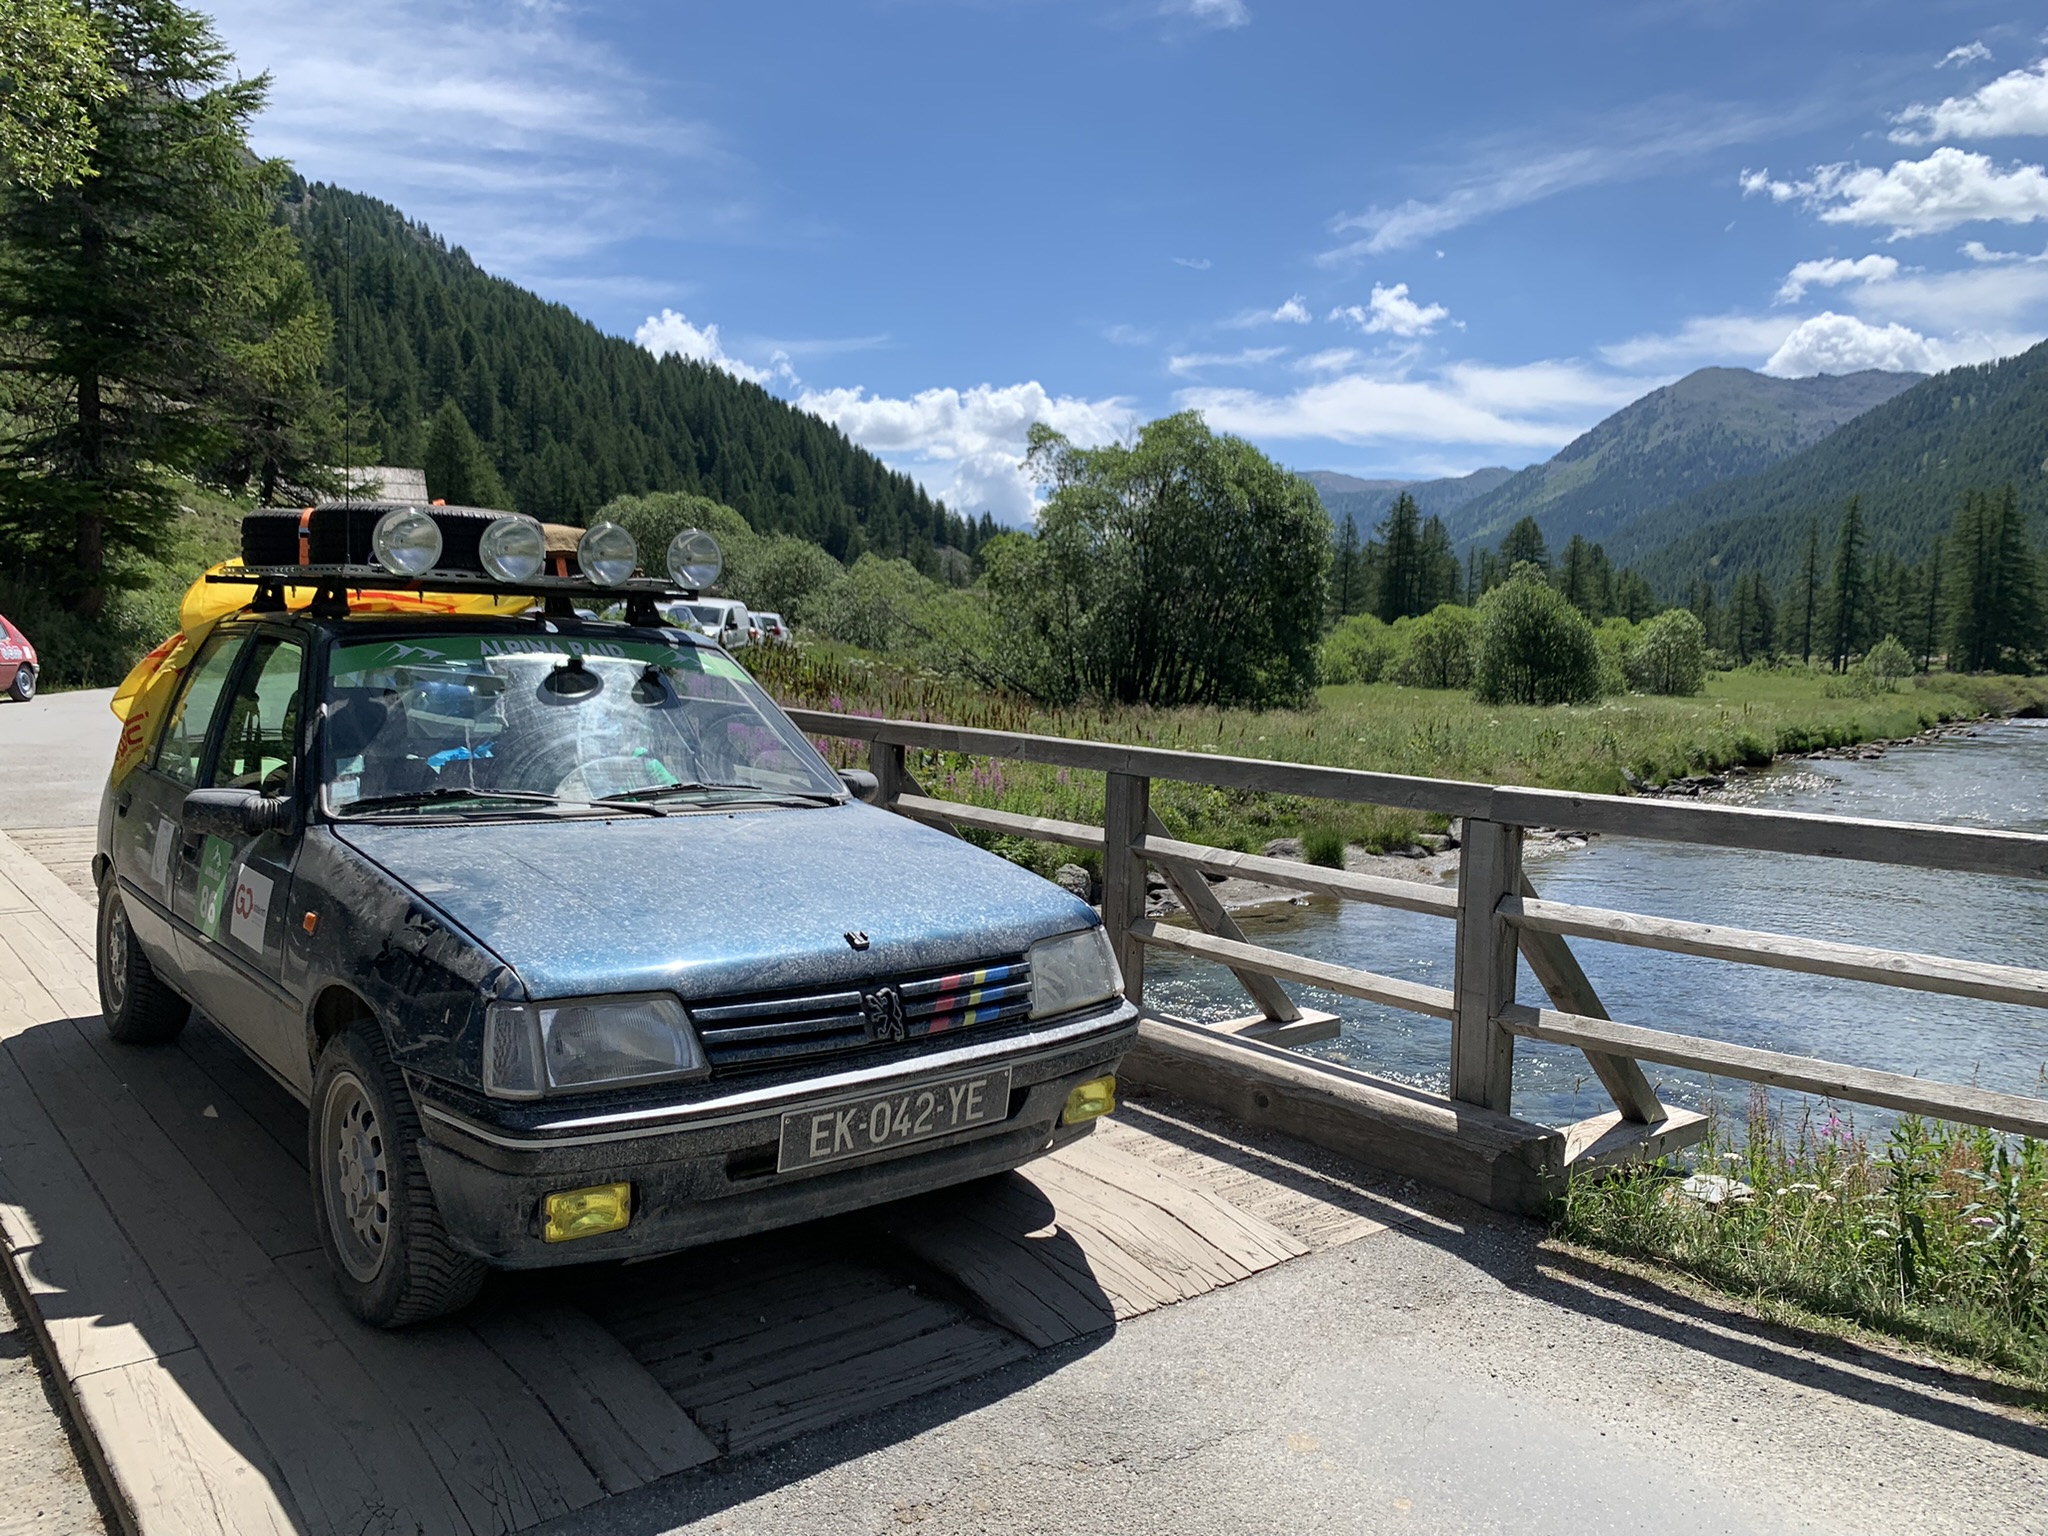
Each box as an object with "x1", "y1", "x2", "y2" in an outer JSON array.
[{"x1": 342, "y1": 212, "x2": 354, "y2": 505}]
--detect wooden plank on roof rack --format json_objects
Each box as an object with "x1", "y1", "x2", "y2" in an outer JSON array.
[{"x1": 1496, "y1": 1002, "x2": 2048, "y2": 1139}]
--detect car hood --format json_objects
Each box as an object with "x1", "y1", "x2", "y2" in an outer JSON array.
[{"x1": 330, "y1": 801, "x2": 1097, "y2": 1001}]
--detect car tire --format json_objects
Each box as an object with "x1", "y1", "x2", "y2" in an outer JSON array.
[
  {"x1": 7, "y1": 664, "x2": 33, "y2": 702},
  {"x1": 97, "y1": 880, "x2": 190, "y2": 1044},
  {"x1": 311, "y1": 1020, "x2": 487, "y2": 1328}
]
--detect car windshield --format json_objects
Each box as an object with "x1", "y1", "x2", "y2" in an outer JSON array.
[{"x1": 320, "y1": 631, "x2": 844, "y2": 816}]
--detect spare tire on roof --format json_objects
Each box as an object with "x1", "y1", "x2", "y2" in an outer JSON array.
[{"x1": 239, "y1": 504, "x2": 516, "y2": 575}]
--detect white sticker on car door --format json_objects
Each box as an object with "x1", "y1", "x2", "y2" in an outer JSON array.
[
  {"x1": 229, "y1": 865, "x2": 273, "y2": 951},
  {"x1": 149, "y1": 817, "x2": 174, "y2": 888}
]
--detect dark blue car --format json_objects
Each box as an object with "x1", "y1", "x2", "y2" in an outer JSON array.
[{"x1": 96, "y1": 563, "x2": 1135, "y2": 1327}]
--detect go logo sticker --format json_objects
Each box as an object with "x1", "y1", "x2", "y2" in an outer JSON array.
[{"x1": 229, "y1": 865, "x2": 274, "y2": 951}]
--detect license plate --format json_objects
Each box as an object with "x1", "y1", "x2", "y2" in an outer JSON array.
[{"x1": 778, "y1": 1068, "x2": 1012, "y2": 1173}]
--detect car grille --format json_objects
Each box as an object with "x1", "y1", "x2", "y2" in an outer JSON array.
[{"x1": 689, "y1": 958, "x2": 1033, "y2": 1076}]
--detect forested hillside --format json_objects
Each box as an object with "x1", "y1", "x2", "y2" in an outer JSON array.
[
  {"x1": 1614, "y1": 341, "x2": 2048, "y2": 593},
  {"x1": 291, "y1": 183, "x2": 989, "y2": 558},
  {"x1": 1448, "y1": 367, "x2": 1921, "y2": 554},
  {"x1": 1301, "y1": 466, "x2": 1513, "y2": 531}
]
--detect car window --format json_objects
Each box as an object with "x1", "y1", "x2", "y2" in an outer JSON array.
[
  {"x1": 214, "y1": 636, "x2": 304, "y2": 793},
  {"x1": 153, "y1": 631, "x2": 247, "y2": 788},
  {"x1": 320, "y1": 632, "x2": 844, "y2": 814}
]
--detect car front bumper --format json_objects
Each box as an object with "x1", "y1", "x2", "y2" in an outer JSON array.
[{"x1": 413, "y1": 1001, "x2": 1138, "y2": 1267}]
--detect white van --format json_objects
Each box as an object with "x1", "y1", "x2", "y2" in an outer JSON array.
[{"x1": 664, "y1": 597, "x2": 752, "y2": 649}]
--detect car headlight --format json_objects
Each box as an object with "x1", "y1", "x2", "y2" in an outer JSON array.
[
  {"x1": 1028, "y1": 926, "x2": 1123, "y2": 1020},
  {"x1": 483, "y1": 994, "x2": 709, "y2": 1098}
]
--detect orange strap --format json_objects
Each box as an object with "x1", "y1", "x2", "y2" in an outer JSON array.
[{"x1": 297, "y1": 507, "x2": 315, "y2": 566}]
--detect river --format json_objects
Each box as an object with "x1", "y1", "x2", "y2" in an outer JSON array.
[{"x1": 1141, "y1": 717, "x2": 2048, "y2": 1135}]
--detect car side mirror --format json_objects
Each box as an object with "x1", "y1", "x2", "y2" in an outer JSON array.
[
  {"x1": 837, "y1": 770, "x2": 880, "y2": 804},
  {"x1": 183, "y1": 787, "x2": 295, "y2": 839}
]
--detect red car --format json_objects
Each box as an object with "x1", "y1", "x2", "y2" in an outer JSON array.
[{"x1": 0, "y1": 613, "x2": 36, "y2": 701}]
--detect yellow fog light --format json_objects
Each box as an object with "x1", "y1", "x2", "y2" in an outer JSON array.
[
  {"x1": 543, "y1": 1182, "x2": 632, "y2": 1243},
  {"x1": 1061, "y1": 1075, "x2": 1117, "y2": 1125}
]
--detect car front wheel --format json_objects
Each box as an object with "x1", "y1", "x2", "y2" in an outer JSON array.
[
  {"x1": 98, "y1": 880, "x2": 190, "y2": 1044},
  {"x1": 7, "y1": 664, "x2": 34, "y2": 702},
  {"x1": 311, "y1": 1021, "x2": 487, "y2": 1327}
]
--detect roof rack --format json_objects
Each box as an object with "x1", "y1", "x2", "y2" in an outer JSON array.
[{"x1": 210, "y1": 564, "x2": 702, "y2": 626}]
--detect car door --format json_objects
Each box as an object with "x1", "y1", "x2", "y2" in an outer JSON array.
[
  {"x1": 112, "y1": 627, "x2": 250, "y2": 972},
  {"x1": 172, "y1": 630, "x2": 312, "y2": 1092},
  {"x1": 0, "y1": 617, "x2": 24, "y2": 692}
]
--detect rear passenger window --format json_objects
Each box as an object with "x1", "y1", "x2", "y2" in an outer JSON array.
[{"x1": 153, "y1": 633, "x2": 246, "y2": 788}]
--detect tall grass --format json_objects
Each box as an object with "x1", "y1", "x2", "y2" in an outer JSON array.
[{"x1": 1557, "y1": 1093, "x2": 2048, "y2": 1390}]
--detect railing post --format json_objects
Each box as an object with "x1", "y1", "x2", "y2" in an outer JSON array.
[
  {"x1": 868, "y1": 738, "x2": 905, "y2": 807},
  {"x1": 1451, "y1": 817, "x2": 1521, "y2": 1112},
  {"x1": 1103, "y1": 772, "x2": 1150, "y2": 1008}
]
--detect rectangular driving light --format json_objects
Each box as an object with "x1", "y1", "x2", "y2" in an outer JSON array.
[
  {"x1": 542, "y1": 1182, "x2": 633, "y2": 1243},
  {"x1": 1061, "y1": 1075, "x2": 1117, "y2": 1126}
]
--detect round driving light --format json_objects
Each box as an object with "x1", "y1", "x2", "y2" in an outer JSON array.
[
  {"x1": 666, "y1": 528, "x2": 723, "y2": 591},
  {"x1": 577, "y1": 521, "x2": 638, "y2": 586},
  {"x1": 371, "y1": 507, "x2": 443, "y2": 576},
  {"x1": 478, "y1": 514, "x2": 547, "y2": 582}
]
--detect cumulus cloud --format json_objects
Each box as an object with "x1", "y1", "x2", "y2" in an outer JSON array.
[
  {"x1": 1742, "y1": 149, "x2": 2048, "y2": 238},
  {"x1": 1938, "y1": 42, "x2": 1993, "y2": 69},
  {"x1": 1762, "y1": 313, "x2": 1942, "y2": 376},
  {"x1": 1160, "y1": 0, "x2": 1249, "y2": 28},
  {"x1": 1330, "y1": 283, "x2": 1451, "y2": 337},
  {"x1": 1774, "y1": 254, "x2": 1900, "y2": 303},
  {"x1": 794, "y1": 382, "x2": 1135, "y2": 523},
  {"x1": 1894, "y1": 60, "x2": 2048, "y2": 143},
  {"x1": 1226, "y1": 295, "x2": 1312, "y2": 327},
  {"x1": 1598, "y1": 314, "x2": 1799, "y2": 370},
  {"x1": 636, "y1": 309, "x2": 793, "y2": 386}
]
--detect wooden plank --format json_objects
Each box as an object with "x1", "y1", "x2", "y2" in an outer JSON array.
[
  {"x1": 470, "y1": 1304, "x2": 717, "y2": 1494},
  {"x1": 0, "y1": 909, "x2": 98, "y2": 1019},
  {"x1": 1204, "y1": 1007, "x2": 1342, "y2": 1049},
  {"x1": 1561, "y1": 1108, "x2": 1709, "y2": 1171},
  {"x1": 1130, "y1": 919, "x2": 1456, "y2": 1019},
  {"x1": 69, "y1": 1352, "x2": 300, "y2": 1536},
  {"x1": 0, "y1": 829, "x2": 97, "y2": 955},
  {"x1": 1025, "y1": 1160, "x2": 1246, "y2": 1295},
  {"x1": 0, "y1": 1058, "x2": 195, "y2": 1381},
  {"x1": 783, "y1": 710, "x2": 2048, "y2": 880},
  {"x1": 1102, "y1": 773, "x2": 1150, "y2": 1007},
  {"x1": 1144, "y1": 810, "x2": 1299, "y2": 1024},
  {"x1": 1140, "y1": 834, "x2": 1461, "y2": 917},
  {"x1": 1451, "y1": 819, "x2": 1519, "y2": 1113},
  {"x1": 7, "y1": 1017, "x2": 480, "y2": 1536},
  {"x1": 893, "y1": 794, "x2": 1101, "y2": 851},
  {"x1": 276, "y1": 1258, "x2": 609, "y2": 1530},
  {"x1": 1497, "y1": 1002, "x2": 2048, "y2": 1140},
  {"x1": 0, "y1": 869, "x2": 35, "y2": 914},
  {"x1": 1513, "y1": 874, "x2": 1668, "y2": 1125},
  {"x1": 1505, "y1": 892, "x2": 2048, "y2": 1010},
  {"x1": 1051, "y1": 1134, "x2": 1308, "y2": 1270}
]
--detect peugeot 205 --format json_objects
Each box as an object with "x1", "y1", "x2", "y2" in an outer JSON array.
[{"x1": 97, "y1": 504, "x2": 1135, "y2": 1326}]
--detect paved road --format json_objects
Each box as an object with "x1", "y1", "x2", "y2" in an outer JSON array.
[
  {"x1": 536, "y1": 1188, "x2": 2047, "y2": 1536},
  {"x1": 0, "y1": 688, "x2": 118, "y2": 830}
]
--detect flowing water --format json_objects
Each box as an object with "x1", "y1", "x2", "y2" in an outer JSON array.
[{"x1": 1142, "y1": 718, "x2": 2048, "y2": 1133}]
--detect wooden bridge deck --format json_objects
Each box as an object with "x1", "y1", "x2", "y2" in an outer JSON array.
[{"x1": 0, "y1": 829, "x2": 1392, "y2": 1536}]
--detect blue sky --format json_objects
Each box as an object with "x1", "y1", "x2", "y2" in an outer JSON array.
[{"x1": 206, "y1": 0, "x2": 2048, "y2": 522}]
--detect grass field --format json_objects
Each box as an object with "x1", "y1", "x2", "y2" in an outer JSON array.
[{"x1": 750, "y1": 644, "x2": 2048, "y2": 875}]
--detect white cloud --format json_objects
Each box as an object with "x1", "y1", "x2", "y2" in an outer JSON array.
[
  {"x1": 1960, "y1": 239, "x2": 2031, "y2": 261},
  {"x1": 1598, "y1": 313, "x2": 1800, "y2": 370},
  {"x1": 1297, "y1": 348, "x2": 1362, "y2": 373},
  {"x1": 1743, "y1": 149, "x2": 2048, "y2": 238},
  {"x1": 205, "y1": 0, "x2": 728, "y2": 280},
  {"x1": 1938, "y1": 42, "x2": 1993, "y2": 69},
  {"x1": 635, "y1": 309, "x2": 793, "y2": 387},
  {"x1": 1160, "y1": 0, "x2": 1250, "y2": 28},
  {"x1": 1167, "y1": 347, "x2": 1288, "y2": 376},
  {"x1": 1226, "y1": 295, "x2": 1313, "y2": 327},
  {"x1": 1273, "y1": 295, "x2": 1311, "y2": 324},
  {"x1": 1894, "y1": 60, "x2": 2048, "y2": 143},
  {"x1": 1331, "y1": 283, "x2": 1451, "y2": 337},
  {"x1": 794, "y1": 383, "x2": 1135, "y2": 523},
  {"x1": 1774, "y1": 254, "x2": 1900, "y2": 303},
  {"x1": 1172, "y1": 256, "x2": 1213, "y2": 270},
  {"x1": 1761, "y1": 313, "x2": 1941, "y2": 376}
]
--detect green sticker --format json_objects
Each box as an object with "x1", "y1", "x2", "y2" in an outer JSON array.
[{"x1": 195, "y1": 835, "x2": 236, "y2": 940}]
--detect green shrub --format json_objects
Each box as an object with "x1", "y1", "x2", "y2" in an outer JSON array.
[
  {"x1": 1319, "y1": 613, "x2": 1400, "y2": 685},
  {"x1": 1472, "y1": 571, "x2": 1604, "y2": 706},
  {"x1": 1864, "y1": 634, "x2": 1914, "y2": 690},
  {"x1": 1390, "y1": 604, "x2": 1478, "y2": 689},
  {"x1": 1301, "y1": 820, "x2": 1348, "y2": 868},
  {"x1": 1624, "y1": 608, "x2": 1709, "y2": 696}
]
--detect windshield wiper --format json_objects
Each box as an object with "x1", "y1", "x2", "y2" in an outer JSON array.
[
  {"x1": 339, "y1": 787, "x2": 566, "y2": 815},
  {"x1": 598, "y1": 780, "x2": 843, "y2": 806}
]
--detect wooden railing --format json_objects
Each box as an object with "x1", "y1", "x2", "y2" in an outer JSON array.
[{"x1": 789, "y1": 709, "x2": 2048, "y2": 1147}]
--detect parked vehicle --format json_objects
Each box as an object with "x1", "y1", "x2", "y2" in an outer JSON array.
[
  {"x1": 97, "y1": 504, "x2": 1135, "y2": 1327},
  {"x1": 752, "y1": 611, "x2": 790, "y2": 645},
  {"x1": 0, "y1": 613, "x2": 36, "y2": 701},
  {"x1": 665, "y1": 597, "x2": 751, "y2": 649}
]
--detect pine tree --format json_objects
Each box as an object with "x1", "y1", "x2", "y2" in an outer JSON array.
[
  {"x1": 1498, "y1": 515, "x2": 1549, "y2": 574},
  {"x1": 422, "y1": 399, "x2": 509, "y2": 507},
  {"x1": 1613, "y1": 567, "x2": 1656, "y2": 622},
  {"x1": 1825, "y1": 496, "x2": 1868, "y2": 671},
  {"x1": 1918, "y1": 544, "x2": 1943, "y2": 671},
  {"x1": 1795, "y1": 520, "x2": 1822, "y2": 664},
  {"x1": 1329, "y1": 514, "x2": 1363, "y2": 622},
  {"x1": 1949, "y1": 484, "x2": 2043, "y2": 670},
  {"x1": 1373, "y1": 491, "x2": 1425, "y2": 622},
  {"x1": 1418, "y1": 514, "x2": 1460, "y2": 608}
]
